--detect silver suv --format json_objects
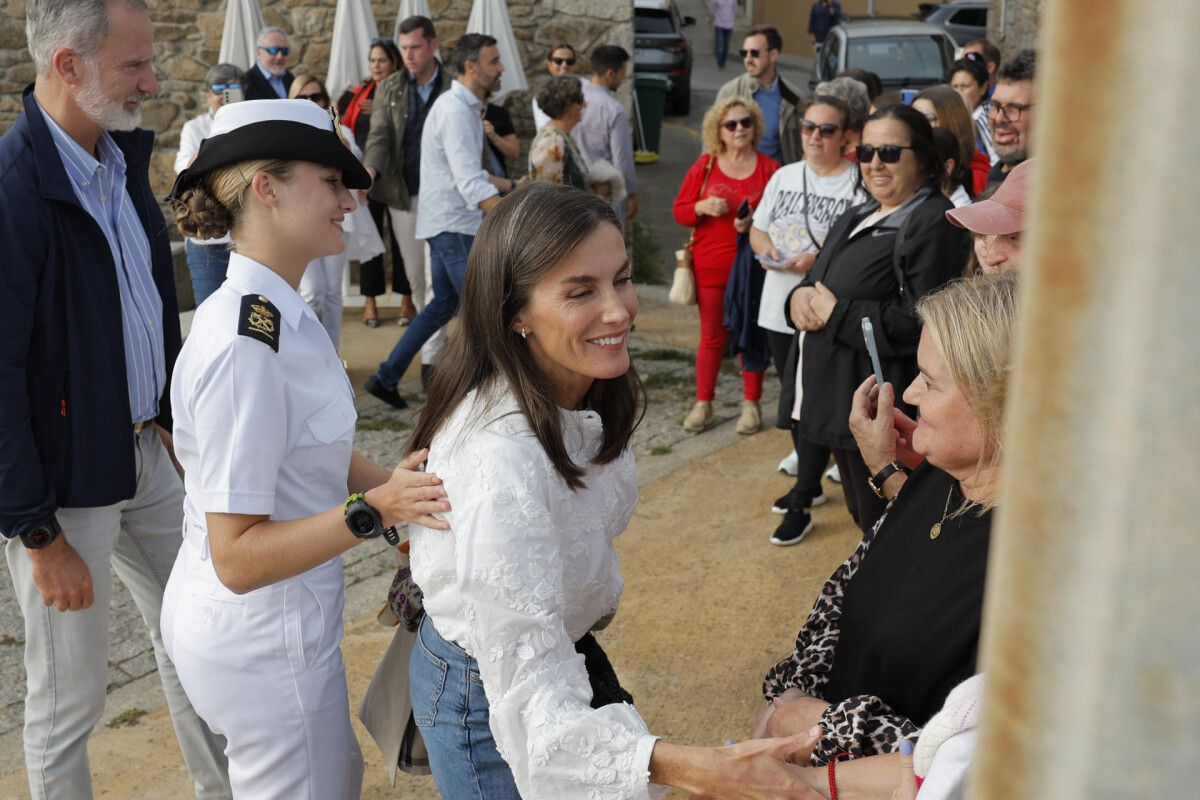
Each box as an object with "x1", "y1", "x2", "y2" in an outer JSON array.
[
  {"x1": 918, "y1": 1, "x2": 988, "y2": 47},
  {"x1": 810, "y1": 18, "x2": 957, "y2": 92}
]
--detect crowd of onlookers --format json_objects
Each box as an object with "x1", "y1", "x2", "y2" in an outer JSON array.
[{"x1": 666, "y1": 13, "x2": 1038, "y2": 798}]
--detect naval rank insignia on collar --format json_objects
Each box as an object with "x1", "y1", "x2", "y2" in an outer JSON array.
[{"x1": 238, "y1": 294, "x2": 280, "y2": 352}]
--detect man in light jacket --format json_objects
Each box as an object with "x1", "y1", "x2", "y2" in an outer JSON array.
[{"x1": 716, "y1": 26, "x2": 810, "y2": 165}]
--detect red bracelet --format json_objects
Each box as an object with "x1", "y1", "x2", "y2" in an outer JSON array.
[{"x1": 827, "y1": 753, "x2": 851, "y2": 800}]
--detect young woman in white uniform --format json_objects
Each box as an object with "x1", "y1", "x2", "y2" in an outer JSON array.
[
  {"x1": 403, "y1": 181, "x2": 821, "y2": 799},
  {"x1": 161, "y1": 99, "x2": 450, "y2": 799}
]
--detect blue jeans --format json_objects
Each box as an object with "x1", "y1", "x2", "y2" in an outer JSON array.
[
  {"x1": 410, "y1": 616, "x2": 520, "y2": 800},
  {"x1": 375, "y1": 231, "x2": 473, "y2": 389},
  {"x1": 184, "y1": 241, "x2": 231, "y2": 307},
  {"x1": 714, "y1": 26, "x2": 732, "y2": 66}
]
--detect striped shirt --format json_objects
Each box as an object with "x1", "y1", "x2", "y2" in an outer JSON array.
[
  {"x1": 38, "y1": 105, "x2": 166, "y2": 424},
  {"x1": 974, "y1": 101, "x2": 998, "y2": 166}
]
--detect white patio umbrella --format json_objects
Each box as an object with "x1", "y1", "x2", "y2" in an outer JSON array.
[
  {"x1": 392, "y1": 0, "x2": 433, "y2": 41},
  {"x1": 327, "y1": 0, "x2": 380, "y2": 101},
  {"x1": 218, "y1": 0, "x2": 264, "y2": 71},
  {"x1": 466, "y1": 0, "x2": 528, "y2": 103}
]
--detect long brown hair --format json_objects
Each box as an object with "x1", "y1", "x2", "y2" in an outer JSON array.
[{"x1": 406, "y1": 182, "x2": 644, "y2": 489}]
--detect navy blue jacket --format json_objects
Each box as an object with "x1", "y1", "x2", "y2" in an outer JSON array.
[{"x1": 0, "y1": 86, "x2": 182, "y2": 538}]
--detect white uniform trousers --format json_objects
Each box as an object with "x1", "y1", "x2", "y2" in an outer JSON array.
[
  {"x1": 299, "y1": 251, "x2": 348, "y2": 349},
  {"x1": 162, "y1": 542, "x2": 363, "y2": 800},
  {"x1": 4, "y1": 427, "x2": 231, "y2": 800}
]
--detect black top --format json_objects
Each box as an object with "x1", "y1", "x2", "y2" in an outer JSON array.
[
  {"x1": 241, "y1": 64, "x2": 294, "y2": 101},
  {"x1": 823, "y1": 462, "x2": 992, "y2": 728},
  {"x1": 484, "y1": 103, "x2": 516, "y2": 178},
  {"x1": 792, "y1": 190, "x2": 968, "y2": 449},
  {"x1": 986, "y1": 159, "x2": 1021, "y2": 192},
  {"x1": 337, "y1": 82, "x2": 378, "y2": 150}
]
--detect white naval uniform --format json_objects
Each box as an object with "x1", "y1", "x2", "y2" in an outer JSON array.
[{"x1": 161, "y1": 253, "x2": 363, "y2": 799}]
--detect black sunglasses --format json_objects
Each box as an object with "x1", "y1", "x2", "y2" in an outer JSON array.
[
  {"x1": 856, "y1": 144, "x2": 914, "y2": 164},
  {"x1": 210, "y1": 82, "x2": 241, "y2": 93},
  {"x1": 801, "y1": 120, "x2": 841, "y2": 137},
  {"x1": 297, "y1": 91, "x2": 329, "y2": 104},
  {"x1": 550, "y1": 56, "x2": 577, "y2": 66},
  {"x1": 722, "y1": 116, "x2": 754, "y2": 132},
  {"x1": 738, "y1": 48, "x2": 762, "y2": 59},
  {"x1": 258, "y1": 45, "x2": 289, "y2": 56}
]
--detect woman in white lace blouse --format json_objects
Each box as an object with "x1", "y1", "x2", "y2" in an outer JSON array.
[{"x1": 404, "y1": 182, "x2": 820, "y2": 799}]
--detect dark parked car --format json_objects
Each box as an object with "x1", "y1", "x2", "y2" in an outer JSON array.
[
  {"x1": 633, "y1": 0, "x2": 694, "y2": 115},
  {"x1": 917, "y1": 1, "x2": 989, "y2": 46},
  {"x1": 811, "y1": 18, "x2": 957, "y2": 92}
]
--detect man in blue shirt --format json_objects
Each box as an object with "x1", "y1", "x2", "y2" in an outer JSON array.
[
  {"x1": 242, "y1": 26, "x2": 295, "y2": 100},
  {"x1": 716, "y1": 26, "x2": 809, "y2": 165},
  {"x1": 0, "y1": 1, "x2": 230, "y2": 797},
  {"x1": 808, "y1": 0, "x2": 843, "y2": 46}
]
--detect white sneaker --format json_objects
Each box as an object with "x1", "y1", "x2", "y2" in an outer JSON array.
[
  {"x1": 777, "y1": 450, "x2": 799, "y2": 476},
  {"x1": 824, "y1": 464, "x2": 841, "y2": 484}
]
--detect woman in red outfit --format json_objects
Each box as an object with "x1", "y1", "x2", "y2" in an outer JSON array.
[{"x1": 673, "y1": 98, "x2": 780, "y2": 433}]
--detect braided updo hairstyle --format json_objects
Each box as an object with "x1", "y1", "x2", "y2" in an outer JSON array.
[{"x1": 172, "y1": 159, "x2": 295, "y2": 240}]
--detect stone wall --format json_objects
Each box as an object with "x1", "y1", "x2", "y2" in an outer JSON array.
[
  {"x1": 0, "y1": 0, "x2": 632, "y2": 206},
  {"x1": 988, "y1": 0, "x2": 1044, "y2": 54}
]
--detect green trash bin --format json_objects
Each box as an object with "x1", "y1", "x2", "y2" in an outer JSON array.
[{"x1": 634, "y1": 73, "x2": 671, "y2": 155}]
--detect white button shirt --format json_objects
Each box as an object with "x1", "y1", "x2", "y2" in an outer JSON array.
[
  {"x1": 414, "y1": 79, "x2": 499, "y2": 240},
  {"x1": 410, "y1": 384, "x2": 663, "y2": 799},
  {"x1": 171, "y1": 253, "x2": 356, "y2": 569}
]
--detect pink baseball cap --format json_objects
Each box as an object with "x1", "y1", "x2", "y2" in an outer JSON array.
[{"x1": 946, "y1": 158, "x2": 1035, "y2": 236}]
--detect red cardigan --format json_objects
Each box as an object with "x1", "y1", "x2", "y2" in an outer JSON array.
[
  {"x1": 970, "y1": 149, "x2": 990, "y2": 196},
  {"x1": 673, "y1": 152, "x2": 779, "y2": 287}
]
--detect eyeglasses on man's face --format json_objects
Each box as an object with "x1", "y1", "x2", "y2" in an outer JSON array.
[
  {"x1": 989, "y1": 101, "x2": 1033, "y2": 123},
  {"x1": 258, "y1": 45, "x2": 289, "y2": 57}
]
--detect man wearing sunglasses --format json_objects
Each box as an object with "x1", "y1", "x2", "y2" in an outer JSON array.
[
  {"x1": 716, "y1": 26, "x2": 809, "y2": 165},
  {"x1": 242, "y1": 25, "x2": 294, "y2": 100},
  {"x1": 986, "y1": 49, "x2": 1035, "y2": 189}
]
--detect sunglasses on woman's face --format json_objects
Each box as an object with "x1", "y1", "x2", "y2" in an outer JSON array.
[
  {"x1": 550, "y1": 56, "x2": 576, "y2": 66},
  {"x1": 856, "y1": 144, "x2": 914, "y2": 164},
  {"x1": 722, "y1": 117, "x2": 754, "y2": 132},
  {"x1": 210, "y1": 82, "x2": 241, "y2": 94},
  {"x1": 801, "y1": 120, "x2": 841, "y2": 137},
  {"x1": 297, "y1": 92, "x2": 329, "y2": 105}
]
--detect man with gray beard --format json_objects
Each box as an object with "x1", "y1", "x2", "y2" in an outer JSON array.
[
  {"x1": 242, "y1": 25, "x2": 295, "y2": 100},
  {"x1": 0, "y1": 1, "x2": 230, "y2": 797}
]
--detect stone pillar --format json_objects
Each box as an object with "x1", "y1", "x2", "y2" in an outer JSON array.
[
  {"x1": 986, "y1": 0, "x2": 1043, "y2": 51},
  {"x1": 971, "y1": 1, "x2": 1200, "y2": 798}
]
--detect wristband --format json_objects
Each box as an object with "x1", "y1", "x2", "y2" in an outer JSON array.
[
  {"x1": 867, "y1": 460, "x2": 908, "y2": 499},
  {"x1": 827, "y1": 752, "x2": 851, "y2": 800}
]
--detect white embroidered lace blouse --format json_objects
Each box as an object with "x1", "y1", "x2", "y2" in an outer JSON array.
[{"x1": 410, "y1": 386, "x2": 663, "y2": 799}]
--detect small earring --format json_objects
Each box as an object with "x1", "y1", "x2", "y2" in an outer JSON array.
[{"x1": 520, "y1": 328, "x2": 528, "y2": 339}]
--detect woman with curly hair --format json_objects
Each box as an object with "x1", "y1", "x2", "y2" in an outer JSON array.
[
  {"x1": 527, "y1": 75, "x2": 589, "y2": 189},
  {"x1": 672, "y1": 96, "x2": 779, "y2": 434}
]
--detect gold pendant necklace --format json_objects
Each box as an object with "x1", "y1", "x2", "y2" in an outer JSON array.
[{"x1": 930, "y1": 484, "x2": 955, "y2": 540}]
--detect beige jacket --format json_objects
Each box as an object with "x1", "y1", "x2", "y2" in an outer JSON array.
[{"x1": 716, "y1": 71, "x2": 810, "y2": 165}]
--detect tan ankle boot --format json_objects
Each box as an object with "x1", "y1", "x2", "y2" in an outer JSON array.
[
  {"x1": 682, "y1": 401, "x2": 714, "y2": 432},
  {"x1": 736, "y1": 401, "x2": 761, "y2": 435}
]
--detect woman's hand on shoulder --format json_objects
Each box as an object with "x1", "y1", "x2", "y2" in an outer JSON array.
[{"x1": 367, "y1": 449, "x2": 451, "y2": 531}]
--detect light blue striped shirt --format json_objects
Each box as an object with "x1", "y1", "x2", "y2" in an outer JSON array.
[{"x1": 38, "y1": 104, "x2": 166, "y2": 424}]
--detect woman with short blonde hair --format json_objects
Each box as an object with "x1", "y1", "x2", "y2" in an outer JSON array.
[{"x1": 673, "y1": 97, "x2": 779, "y2": 434}]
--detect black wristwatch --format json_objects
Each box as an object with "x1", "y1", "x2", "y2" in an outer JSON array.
[
  {"x1": 19, "y1": 518, "x2": 62, "y2": 550},
  {"x1": 867, "y1": 461, "x2": 909, "y2": 499},
  {"x1": 343, "y1": 493, "x2": 401, "y2": 546}
]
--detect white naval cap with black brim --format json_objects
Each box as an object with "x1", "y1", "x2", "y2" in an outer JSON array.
[{"x1": 167, "y1": 99, "x2": 371, "y2": 200}]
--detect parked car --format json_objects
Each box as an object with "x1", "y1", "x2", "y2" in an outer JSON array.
[
  {"x1": 917, "y1": 1, "x2": 989, "y2": 47},
  {"x1": 633, "y1": 0, "x2": 694, "y2": 115},
  {"x1": 810, "y1": 18, "x2": 957, "y2": 92}
]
